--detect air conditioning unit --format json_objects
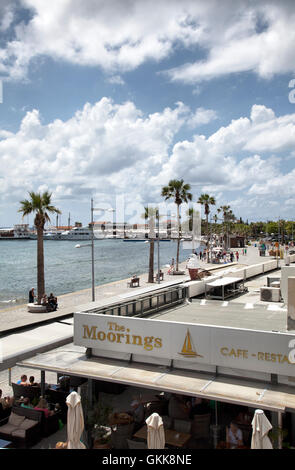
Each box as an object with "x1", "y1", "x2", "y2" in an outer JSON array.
[{"x1": 260, "y1": 287, "x2": 281, "y2": 302}]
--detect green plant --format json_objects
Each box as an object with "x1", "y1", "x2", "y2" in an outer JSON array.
[
  {"x1": 269, "y1": 426, "x2": 290, "y2": 448},
  {"x1": 87, "y1": 398, "x2": 113, "y2": 443},
  {"x1": 92, "y1": 424, "x2": 111, "y2": 443}
]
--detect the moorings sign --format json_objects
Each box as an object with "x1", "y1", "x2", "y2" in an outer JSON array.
[{"x1": 74, "y1": 312, "x2": 295, "y2": 376}]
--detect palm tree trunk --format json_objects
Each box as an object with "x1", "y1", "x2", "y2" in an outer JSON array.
[
  {"x1": 206, "y1": 214, "x2": 209, "y2": 263},
  {"x1": 176, "y1": 204, "x2": 180, "y2": 271},
  {"x1": 148, "y1": 239, "x2": 154, "y2": 283},
  {"x1": 37, "y1": 226, "x2": 45, "y2": 303}
]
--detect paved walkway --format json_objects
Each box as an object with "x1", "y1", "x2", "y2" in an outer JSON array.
[{"x1": 0, "y1": 245, "x2": 276, "y2": 335}]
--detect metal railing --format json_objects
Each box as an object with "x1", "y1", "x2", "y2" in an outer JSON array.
[{"x1": 85, "y1": 284, "x2": 187, "y2": 318}]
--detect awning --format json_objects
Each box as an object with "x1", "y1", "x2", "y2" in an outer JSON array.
[
  {"x1": 16, "y1": 343, "x2": 295, "y2": 413},
  {"x1": 205, "y1": 277, "x2": 243, "y2": 287}
]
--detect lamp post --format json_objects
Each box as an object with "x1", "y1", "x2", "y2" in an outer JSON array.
[
  {"x1": 76, "y1": 200, "x2": 115, "y2": 302},
  {"x1": 156, "y1": 211, "x2": 176, "y2": 284}
]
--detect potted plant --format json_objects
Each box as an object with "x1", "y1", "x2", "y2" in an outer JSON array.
[
  {"x1": 92, "y1": 424, "x2": 112, "y2": 449},
  {"x1": 87, "y1": 398, "x2": 113, "y2": 449}
]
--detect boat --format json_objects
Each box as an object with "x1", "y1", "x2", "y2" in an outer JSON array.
[
  {"x1": 60, "y1": 226, "x2": 93, "y2": 240},
  {"x1": 123, "y1": 238, "x2": 171, "y2": 242},
  {"x1": 123, "y1": 239, "x2": 148, "y2": 242},
  {"x1": 0, "y1": 224, "x2": 32, "y2": 239}
]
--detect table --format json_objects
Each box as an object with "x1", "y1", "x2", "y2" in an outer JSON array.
[
  {"x1": 0, "y1": 438, "x2": 13, "y2": 448},
  {"x1": 133, "y1": 425, "x2": 191, "y2": 448}
]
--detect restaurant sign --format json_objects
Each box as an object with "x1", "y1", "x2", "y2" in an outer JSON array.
[{"x1": 74, "y1": 313, "x2": 295, "y2": 376}]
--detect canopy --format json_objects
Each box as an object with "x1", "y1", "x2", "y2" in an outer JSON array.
[
  {"x1": 17, "y1": 344, "x2": 295, "y2": 413},
  {"x1": 206, "y1": 277, "x2": 243, "y2": 287}
]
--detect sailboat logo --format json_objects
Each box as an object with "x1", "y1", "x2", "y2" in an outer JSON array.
[{"x1": 179, "y1": 329, "x2": 203, "y2": 358}]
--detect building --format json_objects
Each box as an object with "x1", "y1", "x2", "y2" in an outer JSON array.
[{"x1": 16, "y1": 255, "x2": 295, "y2": 448}]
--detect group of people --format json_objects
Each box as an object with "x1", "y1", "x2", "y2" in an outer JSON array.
[
  {"x1": 41, "y1": 293, "x2": 58, "y2": 311},
  {"x1": 17, "y1": 374, "x2": 39, "y2": 386},
  {"x1": 29, "y1": 288, "x2": 58, "y2": 311},
  {"x1": 20, "y1": 396, "x2": 58, "y2": 417},
  {"x1": 15, "y1": 374, "x2": 61, "y2": 418}
]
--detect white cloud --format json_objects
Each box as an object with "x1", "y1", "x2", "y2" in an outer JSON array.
[
  {"x1": 165, "y1": 2, "x2": 295, "y2": 84},
  {"x1": 107, "y1": 75, "x2": 125, "y2": 85},
  {"x1": 1, "y1": 99, "x2": 295, "y2": 222},
  {"x1": 0, "y1": 1, "x2": 295, "y2": 83},
  {"x1": 187, "y1": 107, "x2": 218, "y2": 128},
  {"x1": 0, "y1": 98, "x2": 188, "y2": 206}
]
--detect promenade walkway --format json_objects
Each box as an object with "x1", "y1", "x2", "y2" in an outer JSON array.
[{"x1": 0, "y1": 245, "x2": 273, "y2": 335}]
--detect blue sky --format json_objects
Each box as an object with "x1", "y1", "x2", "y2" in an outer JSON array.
[{"x1": 0, "y1": 0, "x2": 295, "y2": 227}]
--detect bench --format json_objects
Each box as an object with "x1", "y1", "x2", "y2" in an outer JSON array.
[
  {"x1": 127, "y1": 277, "x2": 140, "y2": 287},
  {"x1": 27, "y1": 303, "x2": 47, "y2": 313},
  {"x1": 154, "y1": 272, "x2": 164, "y2": 282}
]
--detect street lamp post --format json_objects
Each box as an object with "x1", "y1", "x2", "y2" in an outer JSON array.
[
  {"x1": 156, "y1": 211, "x2": 176, "y2": 284},
  {"x1": 157, "y1": 210, "x2": 160, "y2": 284},
  {"x1": 91, "y1": 198, "x2": 95, "y2": 301},
  {"x1": 76, "y1": 200, "x2": 115, "y2": 302}
]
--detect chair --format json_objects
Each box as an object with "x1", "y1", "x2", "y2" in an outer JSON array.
[
  {"x1": 191, "y1": 413, "x2": 211, "y2": 440},
  {"x1": 173, "y1": 419, "x2": 192, "y2": 434},
  {"x1": 127, "y1": 439, "x2": 147, "y2": 449}
]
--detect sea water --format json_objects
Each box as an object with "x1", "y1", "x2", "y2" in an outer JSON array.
[{"x1": 0, "y1": 239, "x2": 192, "y2": 308}]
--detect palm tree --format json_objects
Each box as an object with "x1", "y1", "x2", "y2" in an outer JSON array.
[
  {"x1": 198, "y1": 194, "x2": 216, "y2": 262},
  {"x1": 142, "y1": 206, "x2": 159, "y2": 283},
  {"x1": 19, "y1": 191, "x2": 61, "y2": 303},
  {"x1": 217, "y1": 205, "x2": 235, "y2": 249},
  {"x1": 161, "y1": 179, "x2": 192, "y2": 271}
]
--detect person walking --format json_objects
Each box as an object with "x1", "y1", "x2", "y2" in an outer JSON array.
[{"x1": 236, "y1": 251, "x2": 239, "y2": 262}]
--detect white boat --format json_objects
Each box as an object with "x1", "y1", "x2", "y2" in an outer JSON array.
[{"x1": 60, "y1": 226, "x2": 93, "y2": 240}]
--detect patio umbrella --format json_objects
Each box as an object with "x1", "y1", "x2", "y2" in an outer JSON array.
[
  {"x1": 66, "y1": 391, "x2": 86, "y2": 449},
  {"x1": 251, "y1": 409, "x2": 273, "y2": 449},
  {"x1": 146, "y1": 413, "x2": 165, "y2": 449}
]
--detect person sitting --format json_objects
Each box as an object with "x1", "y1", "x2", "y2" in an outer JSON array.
[
  {"x1": 48, "y1": 293, "x2": 58, "y2": 311},
  {"x1": 29, "y1": 376, "x2": 39, "y2": 387},
  {"x1": 226, "y1": 421, "x2": 243, "y2": 449},
  {"x1": 17, "y1": 374, "x2": 29, "y2": 386},
  {"x1": 0, "y1": 388, "x2": 13, "y2": 409},
  {"x1": 34, "y1": 397, "x2": 54, "y2": 418},
  {"x1": 21, "y1": 397, "x2": 33, "y2": 409},
  {"x1": 41, "y1": 294, "x2": 48, "y2": 306},
  {"x1": 29, "y1": 287, "x2": 36, "y2": 304}
]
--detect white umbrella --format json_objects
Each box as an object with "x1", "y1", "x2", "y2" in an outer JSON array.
[
  {"x1": 251, "y1": 409, "x2": 273, "y2": 449},
  {"x1": 66, "y1": 391, "x2": 86, "y2": 449},
  {"x1": 145, "y1": 413, "x2": 165, "y2": 449}
]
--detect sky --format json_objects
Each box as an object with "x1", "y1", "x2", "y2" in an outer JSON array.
[{"x1": 0, "y1": 0, "x2": 295, "y2": 227}]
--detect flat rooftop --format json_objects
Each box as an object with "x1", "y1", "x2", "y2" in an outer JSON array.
[
  {"x1": 148, "y1": 299, "x2": 287, "y2": 332},
  {"x1": 148, "y1": 268, "x2": 288, "y2": 332}
]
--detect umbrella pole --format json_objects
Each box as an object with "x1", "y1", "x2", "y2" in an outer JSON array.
[
  {"x1": 215, "y1": 401, "x2": 218, "y2": 426},
  {"x1": 278, "y1": 412, "x2": 283, "y2": 449}
]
